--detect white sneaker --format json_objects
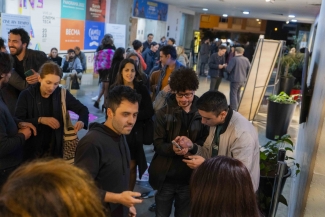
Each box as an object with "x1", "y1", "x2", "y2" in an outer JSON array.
[{"x1": 92, "y1": 96, "x2": 98, "y2": 101}]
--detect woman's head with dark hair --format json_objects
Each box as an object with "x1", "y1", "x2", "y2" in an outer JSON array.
[
  {"x1": 113, "y1": 59, "x2": 140, "y2": 86},
  {"x1": 101, "y1": 34, "x2": 114, "y2": 46},
  {"x1": 39, "y1": 61, "x2": 62, "y2": 79},
  {"x1": 0, "y1": 159, "x2": 106, "y2": 217},
  {"x1": 112, "y1": 47, "x2": 126, "y2": 62},
  {"x1": 49, "y1": 47, "x2": 58, "y2": 58},
  {"x1": 190, "y1": 156, "x2": 260, "y2": 217},
  {"x1": 132, "y1": 40, "x2": 143, "y2": 51},
  {"x1": 38, "y1": 62, "x2": 62, "y2": 98},
  {"x1": 169, "y1": 68, "x2": 199, "y2": 92},
  {"x1": 0, "y1": 53, "x2": 13, "y2": 85},
  {"x1": 126, "y1": 52, "x2": 144, "y2": 76},
  {"x1": 150, "y1": 41, "x2": 159, "y2": 52},
  {"x1": 0, "y1": 37, "x2": 6, "y2": 52}
]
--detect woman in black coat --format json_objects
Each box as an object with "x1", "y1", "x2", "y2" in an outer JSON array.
[
  {"x1": 0, "y1": 52, "x2": 36, "y2": 187},
  {"x1": 111, "y1": 59, "x2": 154, "y2": 190},
  {"x1": 15, "y1": 62, "x2": 89, "y2": 161}
]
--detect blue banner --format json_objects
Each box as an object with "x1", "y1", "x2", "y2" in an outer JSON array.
[
  {"x1": 133, "y1": 0, "x2": 168, "y2": 21},
  {"x1": 61, "y1": 0, "x2": 86, "y2": 20},
  {"x1": 84, "y1": 20, "x2": 105, "y2": 50}
]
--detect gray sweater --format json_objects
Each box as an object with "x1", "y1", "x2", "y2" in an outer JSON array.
[{"x1": 226, "y1": 55, "x2": 251, "y2": 82}]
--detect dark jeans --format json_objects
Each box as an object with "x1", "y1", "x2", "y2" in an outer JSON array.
[
  {"x1": 210, "y1": 77, "x2": 223, "y2": 91},
  {"x1": 230, "y1": 82, "x2": 245, "y2": 111},
  {"x1": 200, "y1": 62, "x2": 207, "y2": 75},
  {"x1": 155, "y1": 183, "x2": 190, "y2": 217}
]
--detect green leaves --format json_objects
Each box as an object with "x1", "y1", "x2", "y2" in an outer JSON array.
[{"x1": 269, "y1": 92, "x2": 297, "y2": 104}]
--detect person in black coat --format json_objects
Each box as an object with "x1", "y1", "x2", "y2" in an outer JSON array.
[
  {"x1": 142, "y1": 41, "x2": 159, "y2": 75},
  {"x1": 0, "y1": 52, "x2": 36, "y2": 187},
  {"x1": 48, "y1": 47, "x2": 62, "y2": 66},
  {"x1": 111, "y1": 59, "x2": 154, "y2": 191},
  {"x1": 15, "y1": 62, "x2": 89, "y2": 161}
]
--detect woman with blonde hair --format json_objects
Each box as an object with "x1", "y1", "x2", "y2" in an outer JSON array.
[
  {"x1": 176, "y1": 46, "x2": 189, "y2": 67},
  {"x1": 0, "y1": 159, "x2": 107, "y2": 217}
]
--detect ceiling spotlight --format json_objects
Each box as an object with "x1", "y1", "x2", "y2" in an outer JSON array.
[
  {"x1": 256, "y1": 19, "x2": 260, "y2": 21},
  {"x1": 274, "y1": 28, "x2": 278, "y2": 31},
  {"x1": 223, "y1": 14, "x2": 228, "y2": 17},
  {"x1": 291, "y1": 19, "x2": 297, "y2": 22},
  {"x1": 286, "y1": 21, "x2": 289, "y2": 24},
  {"x1": 243, "y1": 11, "x2": 250, "y2": 15},
  {"x1": 288, "y1": 15, "x2": 295, "y2": 18},
  {"x1": 202, "y1": 8, "x2": 208, "y2": 11},
  {"x1": 266, "y1": 0, "x2": 275, "y2": 2},
  {"x1": 265, "y1": 0, "x2": 270, "y2": 2},
  {"x1": 258, "y1": 22, "x2": 261, "y2": 24}
]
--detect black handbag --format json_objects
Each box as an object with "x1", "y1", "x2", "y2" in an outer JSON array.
[
  {"x1": 71, "y1": 76, "x2": 80, "y2": 90},
  {"x1": 142, "y1": 118, "x2": 154, "y2": 145}
]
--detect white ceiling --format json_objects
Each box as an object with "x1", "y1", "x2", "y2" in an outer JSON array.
[{"x1": 158, "y1": 0, "x2": 321, "y2": 23}]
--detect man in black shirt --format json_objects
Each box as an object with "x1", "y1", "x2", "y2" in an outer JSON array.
[
  {"x1": 2, "y1": 28, "x2": 47, "y2": 115},
  {"x1": 75, "y1": 86, "x2": 143, "y2": 217},
  {"x1": 142, "y1": 33, "x2": 154, "y2": 53},
  {"x1": 148, "y1": 68, "x2": 209, "y2": 217}
]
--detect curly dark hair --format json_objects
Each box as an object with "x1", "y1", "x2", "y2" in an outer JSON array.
[
  {"x1": 8, "y1": 28, "x2": 30, "y2": 47},
  {"x1": 169, "y1": 68, "x2": 199, "y2": 92}
]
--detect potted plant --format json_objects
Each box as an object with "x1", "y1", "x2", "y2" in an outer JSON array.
[
  {"x1": 266, "y1": 91, "x2": 297, "y2": 140},
  {"x1": 258, "y1": 134, "x2": 300, "y2": 216},
  {"x1": 278, "y1": 52, "x2": 304, "y2": 95},
  {"x1": 290, "y1": 82, "x2": 301, "y2": 101}
]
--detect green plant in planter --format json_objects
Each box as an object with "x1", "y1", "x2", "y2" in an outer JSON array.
[
  {"x1": 279, "y1": 53, "x2": 304, "y2": 77},
  {"x1": 269, "y1": 91, "x2": 297, "y2": 104},
  {"x1": 258, "y1": 134, "x2": 300, "y2": 213},
  {"x1": 292, "y1": 82, "x2": 301, "y2": 90}
]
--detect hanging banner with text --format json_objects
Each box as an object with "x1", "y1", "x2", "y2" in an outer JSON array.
[
  {"x1": 84, "y1": 21, "x2": 105, "y2": 50},
  {"x1": 60, "y1": 19, "x2": 85, "y2": 50},
  {"x1": 86, "y1": 0, "x2": 106, "y2": 22},
  {"x1": 0, "y1": 13, "x2": 31, "y2": 49},
  {"x1": 105, "y1": 23, "x2": 126, "y2": 49},
  {"x1": 132, "y1": 0, "x2": 168, "y2": 21}
]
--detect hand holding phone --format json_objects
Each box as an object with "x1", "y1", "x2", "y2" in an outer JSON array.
[
  {"x1": 172, "y1": 140, "x2": 182, "y2": 150},
  {"x1": 24, "y1": 69, "x2": 34, "y2": 77}
]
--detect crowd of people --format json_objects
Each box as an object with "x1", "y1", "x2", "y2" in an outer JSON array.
[{"x1": 0, "y1": 28, "x2": 263, "y2": 217}]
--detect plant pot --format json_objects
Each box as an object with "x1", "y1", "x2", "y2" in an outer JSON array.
[
  {"x1": 258, "y1": 168, "x2": 291, "y2": 216},
  {"x1": 290, "y1": 89, "x2": 301, "y2": 100},
  {"x1": 278, "y1": 76, "x2": 295, "y2": 95},
  {"x1": 266, "y1": 100, "x2": 297, "y2": 140}
]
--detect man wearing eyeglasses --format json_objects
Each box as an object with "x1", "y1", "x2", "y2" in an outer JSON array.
[{"x1": 148, "y1": 68, "x2": 209, "y2": 217}]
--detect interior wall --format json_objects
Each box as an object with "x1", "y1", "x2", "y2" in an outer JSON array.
[{"x1": 288, "y1": 2, "x2": 325, "y2": 216}]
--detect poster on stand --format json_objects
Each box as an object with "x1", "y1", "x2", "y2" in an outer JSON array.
[
  {"x1": 60, "y1": 19, "x2": 85, "y2": 50},
  {"x1": 132, "y1": 0, "x2": 168, "y2": 21},
  {"x1": 61, "y1": 0, "x2": 86, "y2": 21},
  {"x1": 86, "y1": 0, "x2": 106, "y2": 22},
  {"x1": 5, "y1": 0, "x2": 61, "y2": 52},
  {"x1": 105, "y1": 23, "x2": 126, "y2": 49},
  {"x1": 84, "y1": 21, "x2": 105, "y2": 50},
  {"x1": 0, "y1": 13, "x2": 31, "y2": 50}
]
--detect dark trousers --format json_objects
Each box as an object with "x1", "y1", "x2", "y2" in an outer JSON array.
[
  {"x1": 155, "y1": 183, "x2": 190, "y2": 217},
  {"x1": 210, "y1": 77, "x2": 223, "y2": 91},
  {"x1": 0, "y1": 165, "x2": 19, "y2": 188},
  {"x1": 200, "y1": 62, "x2": 207, "y2": 75},
  {"x1": 230, "y1": 82, "x2": 245, "y2": 111}
]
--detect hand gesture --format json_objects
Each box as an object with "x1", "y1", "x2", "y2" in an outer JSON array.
[
  {"x1": 74, "y1": 121, "x2": 84, "y2": 133},
  {"x1": 129, "y1": 206, "x2": 137, "y2": 217},
  {"x1": 18, "y1": 127, "x2": 32, "y2": 140},
  {"x1": 40, "y1": 117, "x2": 60, "y2": 129},
  {"x1": 162, "y1": 84, "x2": 171, "y2": 93},
  {"x1": 117, "y1": 191, "x2": 143, "y2": 207},
  {"x1": 182, "y1": 155, "x2": 205, "y2": 169},
  {"x1": 18, "y1": 122, "x2": 37, "y2": 136},
  {"x1": 26, "y1": 69, "x2": 39, "y2": 84},
  {"x1": 175, "y1": 136, "x2": 193, "y2": 149},
  {"x1": 172, "y1": 141, "x2": 188, "y2": 155}
]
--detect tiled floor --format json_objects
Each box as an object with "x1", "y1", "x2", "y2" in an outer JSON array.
[{"x1": 73, "y1": 73, "x2": 297, "y2": 217}]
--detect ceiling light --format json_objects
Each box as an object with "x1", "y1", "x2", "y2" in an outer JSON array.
[
  {"x1": 291, "y1": 19, "x2": 297, "y2": 22},
  {"x1": 243, "y1": 11, "x2": 249, "y2": 15},
  {"x1": 258, "y1": 22, "x2": 261, "y2": 24},
  {"x1": 202, "y1": 8, "x2": 208, "y2": 11},
  {"x1": 286, "y1": 21, "x2": 289, "y2": 24},
  {"x1": 223, "y1": 14, "x2": 228, "y2": 17},
  {"x1": 288, "y1": 15, "x2": 295, "y2": 18},
  {"x1": 265, "y1": 0, "x2": 270, "y2": 2},
  {"x1": 256, "y1": 19, "x2": 260, "y2": 21},
  {"x1": 274, "y1": 28, "x2": 278, "y2": 31}
]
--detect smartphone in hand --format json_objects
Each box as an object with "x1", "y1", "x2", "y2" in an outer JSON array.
[
  {"x1": 24, "y1": 69, "x2": 34, "y2": 77},
  {"x1": 172, "y1": 140, "x2": 182, "y2": 150}
]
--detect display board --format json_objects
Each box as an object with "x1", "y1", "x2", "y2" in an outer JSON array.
[
  {"x1": 132, "y1": 0, "x2": 168, "y2": 21},
  {"x1": 105, "y1": 23, "x2": 126, "y2": 49},
  {"x1": 237, "y1": 39, "x2": 283, "y2": 121}
]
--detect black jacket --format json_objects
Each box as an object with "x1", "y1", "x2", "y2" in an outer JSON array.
[
  {"x1": 1, "y1": 49, "x2": 48, "y2": 116},
  {"x1": 125, "y1": 82, "x2": 154, "y2": 178},
  {"x1": 75, "y1": 123, "x2": 130, "y2": 217},
  {"x1": 148, "y1": 94, "x2": 209, "y2": 190},
  {"x1": 142, "y1": 48, "x2": 157, "y2": 75},
  {"x1": 15, "y1": 83, "x2": 89, "y2": 161},
  {"x1": 0, "y1": 94, "x2": 25, "y2": 170}
]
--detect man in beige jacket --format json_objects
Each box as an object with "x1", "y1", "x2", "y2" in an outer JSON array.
[{"x1": 176, "y1": 91, "x2": 260, "y2": 191}]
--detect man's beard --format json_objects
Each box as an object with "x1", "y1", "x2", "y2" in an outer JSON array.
[
  {"x1": 69, "y1": 57, "x2": 74, "y2": 61},
  {"x1": 10, "y1": 46, "x2": 23, "y2": 56}
]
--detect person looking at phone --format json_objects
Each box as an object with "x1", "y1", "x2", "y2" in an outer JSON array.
[
  {"x1": 61, "y1": 49, "x2": 83, "y2": 90},
  {"x1": 148, "y1": 68, "x2": 209, "y2": 217},
  {"x1": 2, "y1": 28, "x2": 48, "y2": 115}
]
